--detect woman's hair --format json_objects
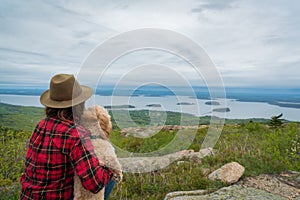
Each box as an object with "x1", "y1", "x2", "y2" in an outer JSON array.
[{"x1": 45, "y1": 102, "x2": 85, "y2": 122}]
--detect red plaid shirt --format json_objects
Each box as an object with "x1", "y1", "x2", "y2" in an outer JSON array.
[{"x1": 20, "y1": 117, "x2": 113, "y2": 200}]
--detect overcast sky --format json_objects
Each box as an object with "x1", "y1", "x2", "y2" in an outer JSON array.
[{"x1": 0, "y1": 0, "x2": 299, "y2": 88}]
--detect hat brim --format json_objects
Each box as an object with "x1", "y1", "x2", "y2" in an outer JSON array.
[{"x1": 40, "y1": 85, "x2": 93, "y2": 108}]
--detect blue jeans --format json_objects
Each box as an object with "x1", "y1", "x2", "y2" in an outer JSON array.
[{"x1": 104, "y1": 179, "x2": 115, "y2": 200}]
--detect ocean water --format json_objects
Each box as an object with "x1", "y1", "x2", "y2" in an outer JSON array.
[{"x1": 0, "y1": 94, "x2": 299, "y2": 121}]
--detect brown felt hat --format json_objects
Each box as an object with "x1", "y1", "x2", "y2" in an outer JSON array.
[{"x1": 40, "y1": 74, "x2": 93, "y2": 108}]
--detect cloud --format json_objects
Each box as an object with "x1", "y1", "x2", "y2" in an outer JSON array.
[
  {"x1": 0, "y1": 0, "x2": 299, "y2": 87},
  {"x1": 187, "y1": 0, "x2": 300, "y2": 87},
  {"x1": 0, "y1": 0, "x2": 116, "y2": 85},
  {"x1": 191, "y1": 0, "x2": 237, "y2": 12}
]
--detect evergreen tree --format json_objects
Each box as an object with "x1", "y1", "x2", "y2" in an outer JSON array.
[{"x1": 269, "y1": 113, "x2": 283, "y2": 128}]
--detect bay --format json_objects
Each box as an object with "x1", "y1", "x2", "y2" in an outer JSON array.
[{"x1": 0, "y1": 94, "x2": 299, "y2": 121}]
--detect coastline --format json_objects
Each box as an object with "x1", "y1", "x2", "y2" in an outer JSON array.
[
  {"x1": 0, "y1": 90, "x2": 300, "y2": 109},
  {"x1": 0, "y1": 93, "x2": 299, "y2": 121}
]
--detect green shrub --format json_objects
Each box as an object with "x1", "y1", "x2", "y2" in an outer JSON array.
[
  {"x1": 0, "y1": 127, "x2": 31, "y2": 183},
  {"x1": 0, "y1": 183, "x2": 20, "y2": 200},
  {"x1": 0, "y1": 103, "x2": 299, "y2": 199},
  {"x1": 0, "y1": 127, "x2": 29, "y2": 199}
]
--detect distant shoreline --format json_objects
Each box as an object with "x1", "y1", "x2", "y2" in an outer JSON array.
[
  {"x1": 0, "y1": 102, "x2": 282, "y2": 124},
  {"x1": 235, "y1": 99, "x2": 300, "y2": 109},
  {"x1": 0, "y1": 92, "x2": 300, "y2": 109},
  {"x1": 0, "y1": 91, "x2": 300, "y2": 121},
  {"x1": 0, "y1": 101, "x2": 298, "y2": 123}
]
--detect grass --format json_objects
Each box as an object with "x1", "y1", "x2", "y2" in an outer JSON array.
[
  {"x1": 110, "y1": 161, "x2": 227, "y2": 200},
  {"x1": 108, "y1": 122, "x2": 300, "y2": 199},
  {"x1": 0, "y1": 104, "x2": 299, "y2": 199}
]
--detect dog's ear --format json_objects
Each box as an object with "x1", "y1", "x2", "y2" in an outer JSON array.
[{"x1": 93, "y1": 105, "x2": 112, "y2": 139}]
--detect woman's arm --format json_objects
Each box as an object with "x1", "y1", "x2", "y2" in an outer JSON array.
[{"x1": 70, "y1": 138, "x2": 113, "y2": 194}]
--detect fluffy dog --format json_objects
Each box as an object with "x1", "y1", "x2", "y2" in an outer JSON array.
[{"x1": 74, "y1": 105, "x2": 122, "y2": 200}]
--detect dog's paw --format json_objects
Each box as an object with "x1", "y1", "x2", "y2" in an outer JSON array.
[{"x1": 112, "y1": 171, "x2": 123, "y2": 183}]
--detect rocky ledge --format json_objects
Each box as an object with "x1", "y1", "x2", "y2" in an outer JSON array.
[
  {"x1": 165, "y1": 185, "x2": 288, "y2": 200},
  {"x1": 165, "y1": 171, "x2": 300, "y2": 200}
]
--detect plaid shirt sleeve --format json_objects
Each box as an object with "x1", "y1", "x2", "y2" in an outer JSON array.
[{"x1": 70, "y1": 130, "x2": 113, "y2": 193}]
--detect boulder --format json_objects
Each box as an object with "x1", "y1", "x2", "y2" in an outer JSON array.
[
  {"x1": 181, "y1": 148, "x2": 215, "y2": 161},
  {"x1": 199, "y1": 147, "x2": 214, "y2": 157},
  {"x1": 208, "y1": 162, "x2": 245, "y2": 184}
]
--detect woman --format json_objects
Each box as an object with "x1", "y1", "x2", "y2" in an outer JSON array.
[{"x1": 20, "y1": 74, "x2": 115, "y2": 200}]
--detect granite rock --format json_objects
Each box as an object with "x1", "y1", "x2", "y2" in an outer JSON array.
[{"x1": 208, "y1": 162, "x2": 245, "y2": 184}]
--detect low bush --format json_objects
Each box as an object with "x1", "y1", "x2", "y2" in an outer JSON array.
[{"x1": 0, "y1": 112, "x2": 299, "y2": 199}]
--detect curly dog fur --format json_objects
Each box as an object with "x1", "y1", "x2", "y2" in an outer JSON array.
[{"x1": 74, "y1": 105, "x2": 122, "y2": 200}]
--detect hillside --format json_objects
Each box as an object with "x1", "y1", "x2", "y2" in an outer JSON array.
[
  {"x1": 0, "y1": 103, "x2": 270, "y2": 131},
  {"x1": 0, "y1": 103, "x2": 299, "y2": 199},
  {"x1": 0, "y1": 103, "x2": 44, "y2": 131}
]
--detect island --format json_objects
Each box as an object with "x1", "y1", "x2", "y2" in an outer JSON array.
[
  {"x1": 205, "y1": 101, "x2": 221, "y2": 105},
  {"x1": 212, "y1": 107, "x2": 230, "y2": 112},
  {"x1": 176, "y1": 102, "x2": 195, "y2": 105},
  {"x1": 104, "y1": 105, "x2": 135, "y2": 109},
  {"x1": 146, "y1": 104, "x2": 162, "y2": 107}
]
